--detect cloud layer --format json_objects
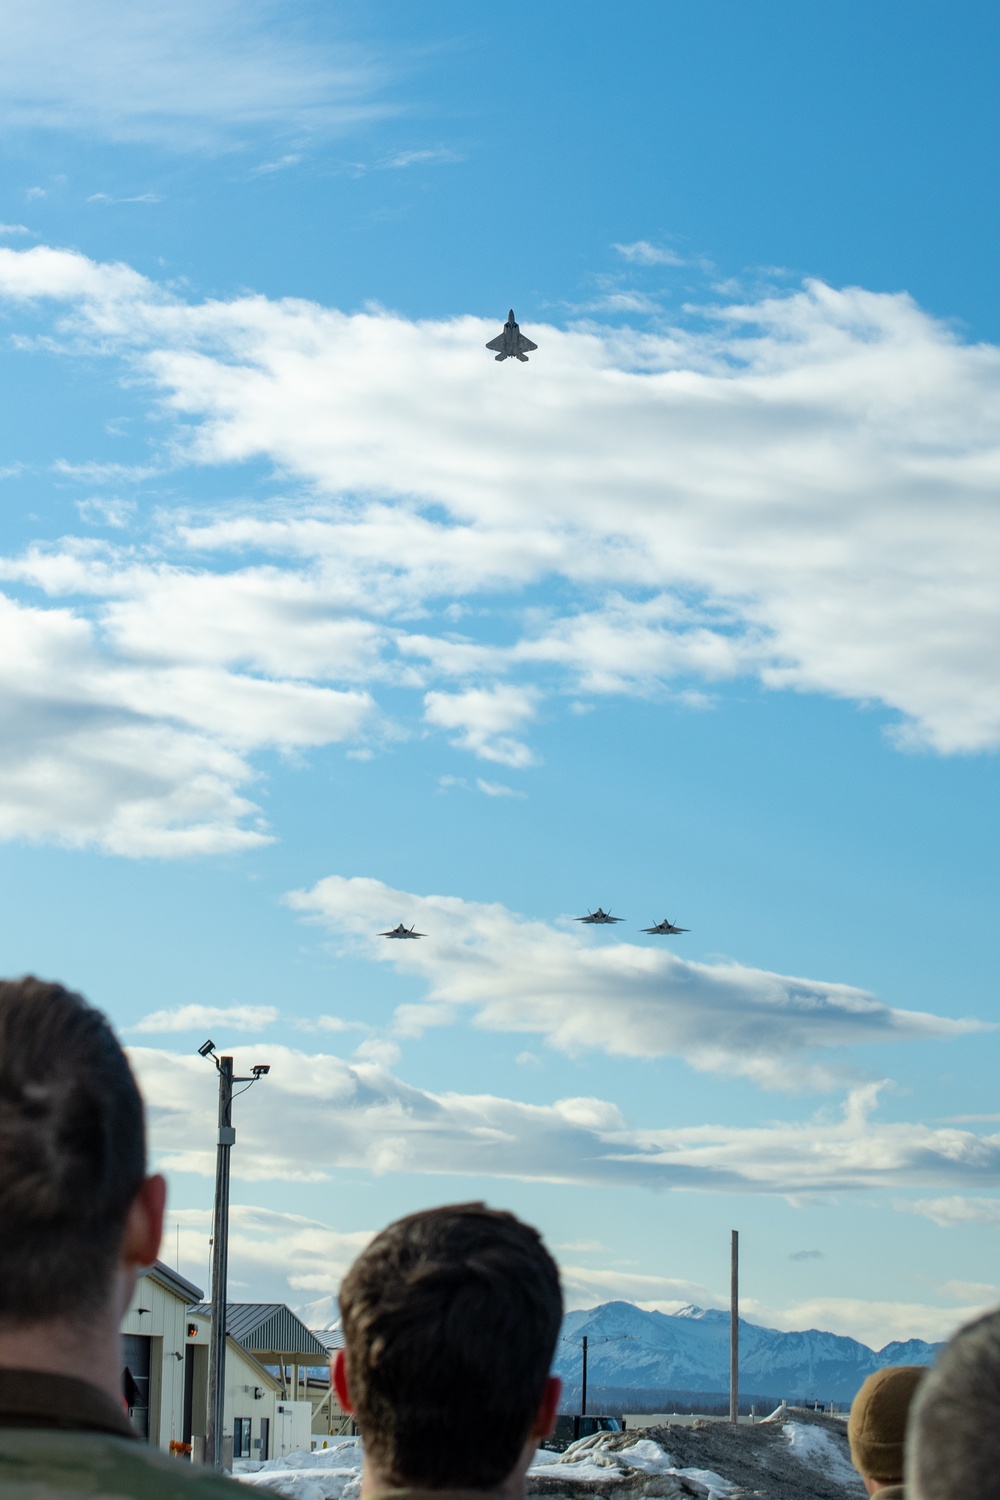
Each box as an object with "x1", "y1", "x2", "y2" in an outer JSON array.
[
  {"x1": 167, "y1": 1200, "x2": 989, "y2": 1345},
  {"x1": 0, "y1": 0, "x2": 385, "y2": 148},
  {"x1": 2, "y1": 245, "x2": 1000, "y2": 849},
  {"x1": 131, "y1": 1042, "x2": 1000, "y2": 1198},
  {"x1": 286, "y1": 875, "x2": 979, "y2": 1088}
]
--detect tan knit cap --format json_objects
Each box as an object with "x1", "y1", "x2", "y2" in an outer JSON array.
[{"x1": 848, "y1": 1365, "x2": 929, "y2": 1480}]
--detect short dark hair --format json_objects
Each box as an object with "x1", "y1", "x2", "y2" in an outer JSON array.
[
  {"x1": 0, "y1": 977, "x2": 146, "y2": 1326},
  {"x1": 339, "y1": 1202, "x2": 563, "y2": 1490},
  {"x1": 908, "y1": 1307, "x2": 1000, "y2": 1500}
]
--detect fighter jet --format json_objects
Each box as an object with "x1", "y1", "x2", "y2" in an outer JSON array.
[
  {"x1": 641, "y1": 917, "x2": 689, "y2": 935},
  {"x1": 379, "y1": 923, "x2": 426, "y2": 940},
  {"x1": 575, "y1": 908, "x2": 624, "y2": 925},
  {"x1": 486, "y1": 309, "x2": 538, "y2": 362}
]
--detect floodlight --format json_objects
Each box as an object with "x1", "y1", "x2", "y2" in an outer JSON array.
[
  {"x1": 252, "y1": 1064, "x2": 270, "y2": 1077},
  {"x1": 198, "y1": 1039, "x2": 216, "y2": 1058}
]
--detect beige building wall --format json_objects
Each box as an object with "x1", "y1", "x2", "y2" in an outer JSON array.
[
  {"x1": 186, "y1": 1311, "x2": 312, "y2": 1463},
  {"x1": 121, "y1": 1262, "x2": 198, "y2": 1451}
]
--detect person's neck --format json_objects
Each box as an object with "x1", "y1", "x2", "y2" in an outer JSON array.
[
  {"x1": 0, "y1": 1304, "x2": 123, "y2": 1406},
  {"x1": 361, "y1": 1442, "x2": 534, "y2": 1500}
]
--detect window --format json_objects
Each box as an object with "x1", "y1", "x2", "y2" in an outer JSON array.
[{"x1": 234, "y1": 1418, "x2": 252, "y2": 1458}]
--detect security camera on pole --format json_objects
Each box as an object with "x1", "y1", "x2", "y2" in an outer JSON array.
[{"x1": 198, "y1": 1039, "x2": 270, "y2": 1471}]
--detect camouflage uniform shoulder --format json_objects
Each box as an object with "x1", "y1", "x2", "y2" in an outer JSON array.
[{"x1": 0, "y1": 1428, "x2": 244, "y2": 1499}]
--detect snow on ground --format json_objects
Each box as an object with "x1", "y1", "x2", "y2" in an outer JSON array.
[
  {"x1": 783, "y1": 1423, "x2": 862, "y2": 1490},
  {"x1": 234, "y1": 1437, "x2": 363, "y2": 1500},
  {"x1": 234, "y1": 1432, "x2": 735, "y2": 1500},
  {"x1": 529, "y1": 1432, "x2": 733, "y2": 1498}
]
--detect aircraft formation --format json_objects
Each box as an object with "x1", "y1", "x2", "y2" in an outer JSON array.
[
  {"x1": 384, "y1": 312, "x2": 689, "y2": 945},
  {"x1": 381, "y1": 908, "x2": 688, "y2": 938}
]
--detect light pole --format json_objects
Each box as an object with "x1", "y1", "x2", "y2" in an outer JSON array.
[
  {"x1": 199, "y1": 1039, "x2": 270, "y2": 1471},
  {"x1": 730, "y1": 1229, "x2": 739, "y2": 1424},
  {"x1": 561, "y1": 1333, "x2": 634, "y2": 1419}
]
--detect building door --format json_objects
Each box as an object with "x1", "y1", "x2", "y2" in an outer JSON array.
[
  {"x1": 234, "y1": 1417, "x2": 252, "y2": 1459},
  {"x1": 122, "y1": 1334, "x2": 152, "y2": 1441},
  {"x1": 183, "y1": 1345, "x2": 195, "y2": 1445},
  {"x1": 259, "y1": 1418, "x2": 270, "y2": 1461}
]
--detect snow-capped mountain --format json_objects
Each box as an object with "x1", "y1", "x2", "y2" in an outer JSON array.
[{"x1": 555, "y1": 1302, "x2": 941, "y2": 1404}]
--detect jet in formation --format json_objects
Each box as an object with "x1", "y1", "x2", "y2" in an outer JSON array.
[
  {"x1": 486, "y1": 309, "x2": 537, "y2": 362},
  {"x1": 378, "y1": 908, "x2": 689, "y2": 937}
]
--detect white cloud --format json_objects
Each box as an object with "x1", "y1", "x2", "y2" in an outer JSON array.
[
  {"x1": 613, "y1": 240, "x2": 686, "y2": 267},
  {"x1": 0, "y1": 0, "x2": 387, "y2": 149},
  {"x1": 2, "y1": 247, "x2": 999, "y2": 755},
  {"x1": 741, "y1": 1295, "x2": 983, "y2": 1349},
  {"x1": 0, "y1": 223, "x2": 31, "y2": 236},
  {"x1": 561, "y1": 1264, "x2": 712, "y2": 1311},
  {"x1": 383, "y1": 147, "x2": 462, "y2": 169},
  {"x1": 903, "y1": 1196, "x2": 1000, "y2": 1227},
  {"x1": 75, "y1": 496, "x2": 137, "y2": 528},
  {"x1": 87, "y1": 192, "x2": 161, "y2": 204},
  {"x1": 130, "y1": 1041, "x2": 1000, "y2": 1197},
  {"x1": 2, "y1": 247, "x2": 1000, "y2": 853},
  {"x1": 131, "y1": 1003, "x2": 278, "y2": 1034},
  {"x1": 165, "y1": 1200, "x2": 984, "y2": 1346},
  {"x1": 0, "y1": 571, "x2": 375, "y2": 856},
  {"x1": 285, "y1": 876, "x2": 980, "y2": 1088},
  {"x1": 171, "y1": 1204, "x2": 373, "y2": 1302},
  {"x1": 423, "y1": 685, "x2": 539, "y2": 766}
]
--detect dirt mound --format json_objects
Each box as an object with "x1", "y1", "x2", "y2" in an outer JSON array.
[{"x1": 526, "y1": 1412, "x2": 865, "y2": 1500}]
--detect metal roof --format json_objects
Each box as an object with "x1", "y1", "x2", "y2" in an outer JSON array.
[
  {"x1": 188, "y1": 1302, "x2": 328, "y2": 1359},
  {"x1": 142, "y1": 1260, "x2": 204, "y2": 1303},
  {"x1": 310, "y1": 1328, "x2": 345, "y2": 1352}
]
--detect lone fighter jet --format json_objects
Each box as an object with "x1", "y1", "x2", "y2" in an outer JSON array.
[
  {"x1": 641, "y1": 917, "x2": 690, "y2": 935},
  {"x1": 576, "y1": 908, "x2": 624, "y2": 925},
  {"x1": 486, "y1": 309, "x2": 537, "y2": 362},
  {"x1": 380, "y1": 923, "x2": 426, "y2": 940}
]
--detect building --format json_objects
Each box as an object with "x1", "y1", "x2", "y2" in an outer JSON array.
[
  {"x1": 121, "y1": 1260, "x2": 203, "y2": 1451},
  {"x1": 188, "y1": 1301, "x2": 335, "y2": 1458},
  {"x1": 185, "y1": 1309, "x2": 312, "y2": 1464},
  {"x1": 120, "y1": 1267, "x2": 327, "y2": 1464}
]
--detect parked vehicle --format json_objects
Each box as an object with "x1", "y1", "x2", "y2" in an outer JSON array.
[{"x1": 546, "y1": 1414, "x2": 621, "y2": 1449}]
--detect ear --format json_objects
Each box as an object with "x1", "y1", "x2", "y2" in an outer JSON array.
[
  {"x1": 122, "y1": 1174, "x2": 167, "y2": 1269},
  {"x1": 530, "y1": 1375, "x2": 562, "y2": 1439},
  {"x1": 333, "y1": 1349, "x2": 354, "y2": 1414}
]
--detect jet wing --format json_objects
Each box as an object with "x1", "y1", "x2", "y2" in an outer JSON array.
[
  {"x1": 485, "y1": 334, "x2": 506, "y2": 351},
  {"x1": 516, "y1": 335, "x2": 537, "y2": 353}
]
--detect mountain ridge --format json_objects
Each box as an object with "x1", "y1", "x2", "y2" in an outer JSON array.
[{"x1": 554, "y1": 1301, "x2": 942, "y2": 1403}]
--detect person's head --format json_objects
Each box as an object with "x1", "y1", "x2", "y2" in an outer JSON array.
[
  {"x1": 907, "y1": 1307, "x2": 1000, "y2": 1500},
  {"x1": 0, "y1": 976, "x2": 165, "y2": 1334},
  {"x1": 848, "y1": 1365, "x2": 927, "y2": 1492},
  {"x1": 335, "y1": 1202, "x2": 563, "y2": 1491}
]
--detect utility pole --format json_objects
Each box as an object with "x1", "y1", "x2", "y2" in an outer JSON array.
[
  {"x1": 729, "y1": 1229, "x2": 739, "y2": 1424},
  {"x1": 581, "y1": 1335, "x2": 588, "y2": 1417},
  {"x1": 199, "y1": 1040, "x2": 269, "y2": 1471}
]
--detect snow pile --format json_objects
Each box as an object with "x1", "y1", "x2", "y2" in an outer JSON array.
[
  {"x1": 784, "y1": 1423, "x2": 862, "y2": 1490},
  {"x1": 235, "y1": 1437, "x2": 363, "y2": 1500},
  {"x1": 529, "y1": 1432, "x2": 733, "y2": 1498}
]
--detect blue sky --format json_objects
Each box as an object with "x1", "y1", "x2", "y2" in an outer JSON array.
[{"x1": 1, "y1": 0, "x2": 1000, "y2": 1350}]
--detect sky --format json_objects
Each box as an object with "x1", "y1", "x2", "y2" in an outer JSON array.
[{"x1": 1, "y1": 0, "x2": 1000, "y2": 1353}]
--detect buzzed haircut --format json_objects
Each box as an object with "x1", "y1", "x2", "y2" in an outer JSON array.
[
  {"x1": 908, "y1": 1307, "x2": 1000, "y2": 1500},
  {"x1": 0, "y1": 977, "x2": 146, "y2": 1326},
  {"x1": 339, "y1": 1202, "x2": 563, "y2": 1490}
]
